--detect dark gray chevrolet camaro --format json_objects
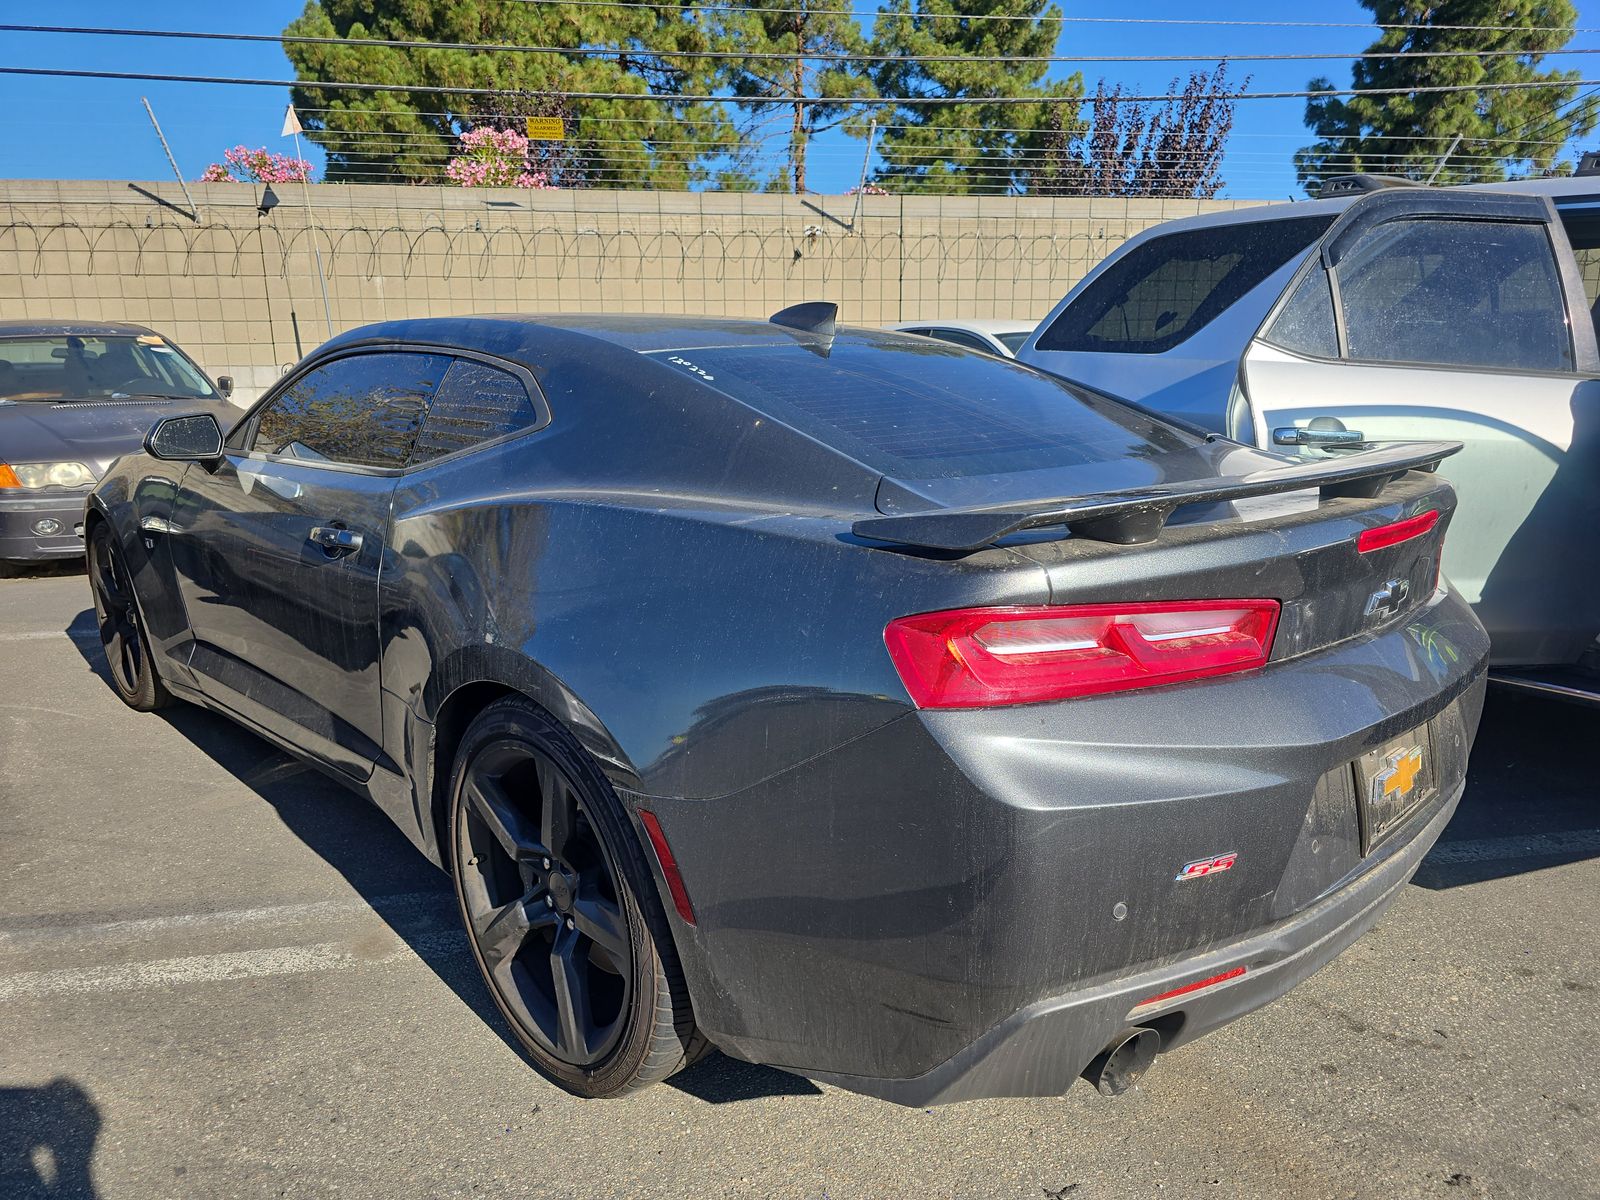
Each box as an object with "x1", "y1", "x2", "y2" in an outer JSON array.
[
  {"x1": 0, "y1": 320, "x2": 234, "y2": 567},
  {"x1": 87, "y1": 307, "x2": 1488, "y2": 1104}
]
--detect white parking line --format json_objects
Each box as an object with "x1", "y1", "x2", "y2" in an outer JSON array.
[
  {"x1": 0, "y1": 891, "x2": 453, "y2": 947},
  {"x1": 0, "y1": 930, "x2": 468, "y2": 1003},
  {"x1": 0, "y1": 629, "x2": 98, "y2": 643}
]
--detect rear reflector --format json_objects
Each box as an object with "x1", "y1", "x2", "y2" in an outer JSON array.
[
  {"x1": 884, "y1": 600, "x2": 1280, "y2": 709},
  {"x1": 638, "y1": 810, "x2": 696, "y2": 926},
  {"x1": 1134, "y1": 965, "x2": 1248, "y2": 1009},
  {"x1": 1357, "y1": 509, "x2": 1439, "y2": 554}
]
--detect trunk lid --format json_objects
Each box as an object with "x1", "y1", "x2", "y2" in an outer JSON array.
[{"x1": 1008, "y1": 470, "x2": 1455, "y2": 661}]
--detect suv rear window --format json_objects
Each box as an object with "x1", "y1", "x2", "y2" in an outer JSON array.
[
  {"x1": 1035, "y1": 215, "x2": 1335, "y2": 355},
  {"x1": 647, "y1": 337, "x2": 1201, "y2": 480}
]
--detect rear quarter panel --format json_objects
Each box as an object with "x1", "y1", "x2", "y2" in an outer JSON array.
[{"x1": 378, "y1": 435, "x2": 1052, "y2": 802}]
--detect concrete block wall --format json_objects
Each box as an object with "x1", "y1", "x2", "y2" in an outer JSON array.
[{"x1": 0, "y1": 180, "x2": 1272, "y2": 405}]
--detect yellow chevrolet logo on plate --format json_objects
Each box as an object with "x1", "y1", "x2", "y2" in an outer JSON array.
[{"x1": 1378, "y1": 746, "x2": 1423, "y2": 799}]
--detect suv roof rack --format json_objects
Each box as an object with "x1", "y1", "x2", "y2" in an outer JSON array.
[{"x1": 1316, "y1": 174, "x2": 1426, "y2": 198}]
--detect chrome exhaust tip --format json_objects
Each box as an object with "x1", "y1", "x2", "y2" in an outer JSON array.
[{"x1": 1082, "y1": 1027, "x2": 1161, "y2": 1097}]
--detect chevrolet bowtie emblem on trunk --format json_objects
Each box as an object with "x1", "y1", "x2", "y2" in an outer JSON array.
[
  {"x1": 1371, "y1": 745, "x2": 1424, "y2": 805},
  {"x1": 1364, "y1": 577, "x2": 1411, "y2": 620}
]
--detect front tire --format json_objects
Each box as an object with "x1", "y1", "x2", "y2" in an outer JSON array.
[
  {"x1": 449, "y1": 696, "x2": 704, "y2": 1098},
  {"x1": 87, "y1": 522, "x2": 171, "y2": 712}
]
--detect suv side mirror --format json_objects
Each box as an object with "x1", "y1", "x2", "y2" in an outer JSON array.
[
  {"x1": 216, "y1": 375, "x2": 234, "y2": 399},
  {"x1": 145, "y1": 413, "x2": 224, "y2": 462}
]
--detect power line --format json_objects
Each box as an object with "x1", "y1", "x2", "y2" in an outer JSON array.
[
  {"x1": 490, "y1": 0, "x2": 1600, "y2": 34},
  {"x1": 6, "y1": 23, "x2": 1600, "y2": 66},
  {"x1": 6, "y1": 64, "x2": 1600, "y2": 105},
  {"x1": 290, "y1": 107, "x2": 1588, "y2": 147}
]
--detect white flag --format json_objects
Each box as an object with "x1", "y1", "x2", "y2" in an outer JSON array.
[{"x1": 281, "y1": 105, "x2": 303, "y2": 137}]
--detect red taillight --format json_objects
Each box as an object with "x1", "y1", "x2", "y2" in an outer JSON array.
[
  {"x1": 883, "y1": 600, "x2": 1281, "y2": 709},
  {"x1": 638, "y1": 809, "x2": 696, "y2": 926},
  {"x1": 1133, "y1": 965, "x2": 1248, "y2": 1010},
  {"x1": 1357, "y1": 509, "x2": 1439, "y2": 554}
]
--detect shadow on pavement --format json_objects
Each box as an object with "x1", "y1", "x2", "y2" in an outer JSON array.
[
  {"x1": 1413, "y1": 688, "x2": 1597, "y2": 890},
  {"x1": 0, "y1": 1078, "x2": 101, "y2": 1199},
  {"x1": 64, "y1": 605, "x2": 820, "y2": 1105},
  {"x1": 667, "y1": 1054, "x2": 823, "y2": 1102},
  {"x1": 0, "y1": 560, "x2": 84, "y2": 582}
]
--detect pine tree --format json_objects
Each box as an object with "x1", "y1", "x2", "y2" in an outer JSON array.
[
  {"x1": 1296, "y1": 0, "x2": 1599, "y2": 192},
  {"x1": 717, "y1": 1, "x2": 876, "y2": 193},
  {"x1": 283, "y1": 0, "x2": 741, "y2": 187},
  {"x1": 867, "y1": 0, "x2": 1082, "y2": 194}
]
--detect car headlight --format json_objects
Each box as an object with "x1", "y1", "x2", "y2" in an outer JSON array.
[{"x1": 0, "y1": 461, "x2": 98, "y2": 489}]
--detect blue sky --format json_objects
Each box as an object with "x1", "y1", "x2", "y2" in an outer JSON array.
[{"x1": 1, "y1": 1, "x2": 1596, "y2": 198}]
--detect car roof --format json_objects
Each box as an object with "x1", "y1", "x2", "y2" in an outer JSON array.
[
  {"x1": 891, "y1": 318, "x2": 1037, "y2": 335},
  {"x1": 1463, "y1": 175, "x2": 1600, "y2": 202},
  {"x1": 319, "y1": 312, "x2": 927, "y2": 361},
  {"x1": 0, "y1": 319, "x2": 160, "y2": 338},
  {"x1": 1107, "y1": 176, "x2": 1600, "y2": 243}
]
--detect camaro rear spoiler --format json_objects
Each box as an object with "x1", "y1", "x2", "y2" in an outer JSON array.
[{"x1": 853, "y1": 440, "x2": 1462, "y2": 553}]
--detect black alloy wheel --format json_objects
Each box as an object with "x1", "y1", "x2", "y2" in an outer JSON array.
[
  {"x1": 88, "y1": 522, "x2": 170, "y2": 711},
  {"x1": 450, "y1": 697, "x2": 704, "y2": 1097}
]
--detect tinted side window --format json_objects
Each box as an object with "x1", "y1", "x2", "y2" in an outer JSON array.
[
  {"x1": 410, "y1": 358, "x2": 542, "y2": 464},
  {"x1": 1264, "y1": 268, "x2": 1339, "y2": 358},
  {"x1": 252, "y1": 352, "x2": 449, "y2": 468},
  {"x1": 1035, "y1": 215, "x2": 1335, "y2": 355},
  {"x1": 1337, "y1": 218, "x2": 1572, "y2": 373},
  {"x1": 1557, "y1": 208, "x2": 1600, "y2": 308}
]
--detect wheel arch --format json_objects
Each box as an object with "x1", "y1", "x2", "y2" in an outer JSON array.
[{"x1": 418, "y1": 645, "x2": 639, "y2": 872}]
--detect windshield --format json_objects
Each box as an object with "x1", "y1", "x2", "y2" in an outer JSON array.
[
  {"x1": 996, "y1": 331, "x2": 1031, "y2": 353},
  {"x1": 0, "y1": 334, "x2": 216, "y2": 402},
  {"x1": 646, "y1": 335, "x2": 1201, "y2": 481}
]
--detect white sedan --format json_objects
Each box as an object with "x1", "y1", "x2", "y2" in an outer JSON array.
[{"x1": 890, "y1": 319, "x2": 1037, "y2": 358}]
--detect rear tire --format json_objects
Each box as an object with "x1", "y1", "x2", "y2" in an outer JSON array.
[
  {"x1": 448, "y1": 696, "x2": 705, "y2": 1098},
  {"x1": 87, "y1": 522, "x2": 171, "y2": 712}
]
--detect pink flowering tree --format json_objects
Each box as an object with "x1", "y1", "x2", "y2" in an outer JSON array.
[
  {"x1": 845, "y1": 183, "x2": 889, "y2": 196},
  {"x1": 199, "y1": 146, "x2": 314, "y2": 183},
  {"x1": 445, "y1": 126, "x2": 554, "y2": 189}
]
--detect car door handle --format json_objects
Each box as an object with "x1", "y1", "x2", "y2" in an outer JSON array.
[
  {"x1": 308, "y1": 525, "x2": 364, "y2": 555},
  {"x1": 1272, "y1": 426, "x2": 1365, "y2": 447}
]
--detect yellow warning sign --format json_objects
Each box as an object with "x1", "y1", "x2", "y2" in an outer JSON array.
[{"x1": 525, "y1": 117, "x2": 566, "y2": 141}]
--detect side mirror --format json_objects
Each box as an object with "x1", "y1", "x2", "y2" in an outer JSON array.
[
  {"x1": 145, "y1": 413, "x2": 224, "y2": 462},
  {"x1": 216, "y1": 375, "x2": 234, "y2": 399}
]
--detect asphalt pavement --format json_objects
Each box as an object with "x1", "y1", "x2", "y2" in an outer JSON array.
[{"x1": 1, "y1": 564, "x2": 1596, "y2": 1199}]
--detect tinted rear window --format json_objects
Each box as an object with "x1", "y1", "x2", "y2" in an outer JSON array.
[
  {"x1": 1035, "y1": 215, "x2": 1335, "y2": 355},
  {"x1": 647, "y1": 338, "x2": 1200, "y2": 480}
]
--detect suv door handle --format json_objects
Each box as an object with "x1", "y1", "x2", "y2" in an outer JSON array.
[
  {"x1": 1272, "y1": 426, "x2": 1365, "y2": 447},
  {"x1": 309, "y1": 525, "x2": 364, "y2": 556}
]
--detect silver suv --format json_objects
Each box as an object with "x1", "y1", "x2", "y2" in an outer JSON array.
[{"x1": 1018, "y1": 177, "x2": 1600, "y2": 699}]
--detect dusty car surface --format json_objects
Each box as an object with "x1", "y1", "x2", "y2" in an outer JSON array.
[
  {"x1": 1016, "y1": 179, "x2": 1599, "y2": 696},
  {"x1": 86, "y1": 306, "x2": 1488, "y2": 1105},
  {"x1": 0, "y1": 320, "x2": 234, "y2": 568},
  {"x1": 890, "y1": 318, "x2": 1037, "y2": 357}
]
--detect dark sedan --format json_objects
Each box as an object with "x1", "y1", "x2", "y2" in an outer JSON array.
[
  {"x1": 86, "y1": 307, "x2": 1488, "y2": 1105},
  {"x1": 0, "y1": 320, "x2": 235, "y2": 569}
]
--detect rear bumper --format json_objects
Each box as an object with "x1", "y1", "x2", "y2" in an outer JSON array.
[
  {"x1": 642, "y1": 588, "x2": 1489, "y2": 1102},
  {"x1": 0, "y1": 492, "x2": 88, "y2": 562},
  {"x1": 804, "y1": 775, "x2": 1462, "y2": 1105}
]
